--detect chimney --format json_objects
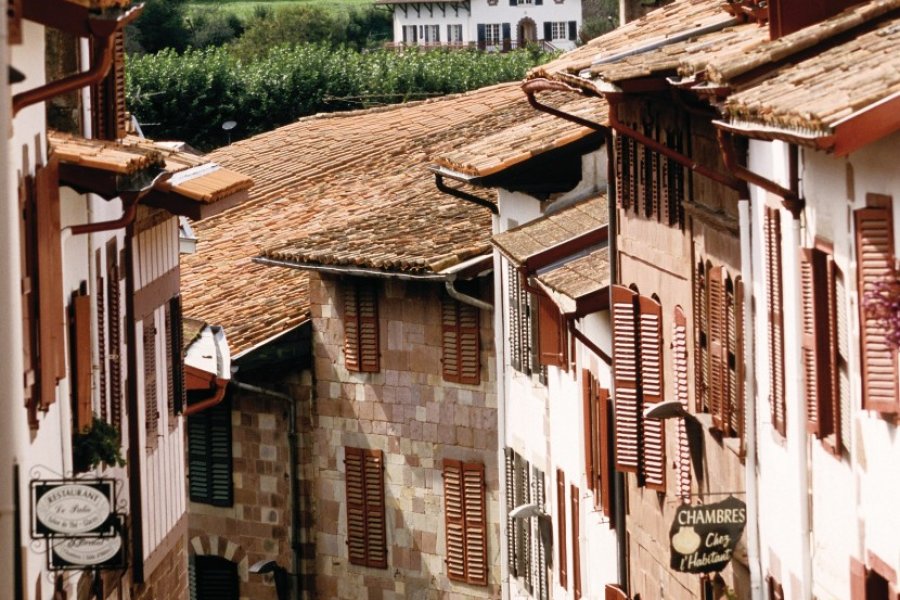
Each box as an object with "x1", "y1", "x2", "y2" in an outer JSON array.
[{"x1": 768, "y1": 0, "x2": 866, "y2": 39}]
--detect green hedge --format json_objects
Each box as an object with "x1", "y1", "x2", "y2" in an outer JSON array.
[{"x1": 127, "y1": 45, "x2": 552, "y2": 149}]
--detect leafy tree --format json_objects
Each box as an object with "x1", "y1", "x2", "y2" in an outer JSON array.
[{"x1": 131, "y1": 0, "x2": 191, "y2": 54}]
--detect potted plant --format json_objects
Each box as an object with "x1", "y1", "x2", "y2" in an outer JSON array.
[
  {"x1": 72, "y1": 417, "x2": 126, "y2": 473},
  {"x1": 864, "y1": 273, "x2": 900, "y2": 349}
]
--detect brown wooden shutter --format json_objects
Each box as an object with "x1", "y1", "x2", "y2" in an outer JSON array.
[
  {"x1": 855, "y1": 204, "x2": 899, "y2": 412},
  {"x1": 850, "y1": 557, "x2": 867, "y2": 600},
  {"x1": 143, "y1": 315, "x2": 159, "y2": 451},
  {"x1": 708, "y1": 266, "x2": 728, "y2": 431},
  {"x1": 505, "y1": 448, "x2": 517, "y2": 578},
  {"x1": 673, "y1": 307, "x2": 691, "y2": 502},
  {"x1": 36, "y1": 158, "x2": 66, "y2": 411},
  {"x1": 729, "y1": 278, "x2": 745, "y2": 444},
  {"x1": 571, "y1": 485, "x2": 581, "y2": 599},
  {"x1": 442, "y1": 297, "x2": 481, "y2": 385},
  {"x1": 556, "y1": 469, "x2": 567, "y2": 589},
  {"x1": 345, "y1": 447, "x2": 387, "y2": 568},
  {"x1": 91, "y1": 32, "x2": 128, "y2": 140},
  {"x1": 508, "y1": 263, "x2": 523, "y2": 372},
  {"x1": 611, "y1": 285, "x2": 640, "y2": 473},
  {"x1": 800, "y1": 248, "x2": 837, "y2": 436},
  {"x1": 95, "y1": 251, "x2": 107, "y2": 423},
  {"x1": 605, "y1": 584, "x2": 628, "y2": 600},
  {"x1": 538, "y1": 294, "x2": 566, "y2": 368},
  {"x1": 615, "y1": 134, "x2": 628, "y2": 210},
  {"x1": 695, "y1": 262, "x2": 709, "y2": 413},
  {"x1": 582, "y1": 371, "x2": 595, "y2": 497},
  {"x1": 765, "y1": 206, "x2": 786, "y2": 435},
  {"x1": 19, "y1": 174, "x2": 38, "y2": 426},
  {"x1": 344, "y1": 282, "x2": 380, "y2": 373},
  {"x1": 8, "y1": 0, "x2": 22, "y2": 45},
  {"x1": 169, "y1": 296, "x2": 186, "y2": 416},
  {"x1": 444, "y1": 459, "x2": 467, "y2": 582},
  {"x1": 462, "y1": 462, "x2": 488, "y2": 585},
  {"x1": 597, "y1": 387, "x2": 615, "y2": 520},
  {"x1": 639, "y1": 295, "x2": 665, "y2": 491},
  {"x1": 70, "y1": 290, "x2": 93, "y2": 433},
  {"x1": 107, "y1": 243, "x2": 123, "y2": 432}
]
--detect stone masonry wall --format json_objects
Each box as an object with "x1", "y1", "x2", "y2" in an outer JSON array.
[{"x1": 309, "y1": 272, "x2": 501, "y2": 600}]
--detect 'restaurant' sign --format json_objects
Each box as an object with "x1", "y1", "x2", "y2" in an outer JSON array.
[
  {"x1": 31, "y1": 479, "x2": 116, "y2": 538},
  {"x1": 669, "y1": 496, "x2": 747, "y2": 574},
  {"x1": 49, "y1": 514, "x2": 127, "y2": 571}
]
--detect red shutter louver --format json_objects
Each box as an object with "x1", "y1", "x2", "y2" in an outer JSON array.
[
  {"x1": 571, "y1": 485, "x2": 581, "y2": 599},
  {"x1": 598, "y1": 387, "x2": 615, "y2": 521},
  {"x1": 849, "y1": 558, "x2": 867, "y2": 600},
  {"x1": 615, "y1": 134, "x2": 628, "y2": 210},
  {"x1": 107, "y1": 244, "x2": 123, "y2": 432},
  {"x1": 91, "y1": 32, "x2": 128, "y2": 140},
  {"x1": 556, "y1": 469, "x2": 567, "y2": 590},
  {"x1": 582, "y1": 372, "x2": 595, "y2": 496},
  {"x1": 728, "y1": 278, "x2": 745, "y2": 444},
  {"x1": 442, "y1": 297, "x2": 480, "y2": 385},
  {"x1": 345, "y1": 447, "x2": 387, "y2": 568},
  {"x1": 443, "y1": 460, "x2": 488, "y2": 586},
  {"x1": 95, "y1": 251, "x2": 107, "y2": 423},
  {"x1": 800, "y1": 248, "x2": 837, "y2": 436},
  {"x1": 538, "y1": 294, "x2": 566, "y2": 369},
  {"x1": 70, "y1": 290, "x2": 93, "y2": 433},
  {"x1": 19, "y1": 174, "x2": 38, "y2": 426},
  {"x1": 708, "y1": 266, "x2": 728, "y2": 431},
  {"x1": 605, "y1": 584, "x2": 628, "y2": 600},
  {"x1": 639, "y1": 295, "x2": 665, "y2": 491},
  {"x1": 143, "y1": 315, "x2": 159, "y2": 452},
  {"x1": 611, "y1": 285, "x2": 640, "y2": 473},
  {"x1": 673, "y1": 307, "x2": 691, "y2": 502},
  {"x1": 855, "y1": 203, "x2": 899, "y2": 412},
  {"x1": 444, "y1": 459, "x2": 467, "y2": 582},
  {"x1": 765, "y1": 206, "x2": 786, "y2": 435},
  {"x1": 344, "y1": 282, "x2": 380, "y2": 373},
  {"x1": 695, "y1": 262, "x2": 709, "y2": 414}
]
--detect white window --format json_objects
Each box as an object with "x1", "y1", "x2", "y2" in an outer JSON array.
[
  {"x1": 402, "y1": 25, "x2": 417, "y2": 44},
  {"x1": 418, "y1": 24, "x2": 440, "y2": 43},
  {"x1": 447, "y1": 24, "x2": 463, "y2": 44},
  {"x1": 550, "y1": 22, "x2": 567, "y2": 40},
  {"x1": 485, "y1": 23, "x2": 501, "y2": 45}
]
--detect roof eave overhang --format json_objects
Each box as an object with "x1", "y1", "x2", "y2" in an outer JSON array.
[
  {"x1": 253, "y1": 255, "x2": 458, "y2": 281},
  {"x1": 143, "y1": 188, "x2": 250, "y2": 221},
  {"x1": 493, "y1": 224, "x2": 608, "y2": 272}
]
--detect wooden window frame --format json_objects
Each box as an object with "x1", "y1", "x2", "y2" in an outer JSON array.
[
  {"x1": 344, "y1": 447, "x2": 387, "y2": 569},
  {"x1": 187, "y1": 396, "x2": 233, "y2": 507},
  {"x1": 344, "y1": 280, "x2": 380, "y2": 373},
  {"x1": 443, "y1": 459, "x2": 489, "y2": 586},
  {"x1": 442, "y1": 295, "x2": 481, "y2": 385}
]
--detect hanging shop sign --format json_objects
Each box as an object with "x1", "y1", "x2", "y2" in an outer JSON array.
[
  {"x1": 49, "y1": 514, "x2": 127, "y2": 571},
  {"x1": 669, "y1": 495, "x2": 747, "y2": 574},
  {"x1": 31, "y1": 479, "x2": 116, "y2": 538}
]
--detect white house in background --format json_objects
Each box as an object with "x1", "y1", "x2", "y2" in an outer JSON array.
[
  {"x1": 432, "y1": 92, "x2": 619, "y2": 600},
  {"x1": 375, "y1": 0, "x2": 583, "y2": 51}
]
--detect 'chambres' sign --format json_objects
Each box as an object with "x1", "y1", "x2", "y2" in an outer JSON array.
[{"x1": 669, "y1": 495, "x2": 747, "y2": 574}]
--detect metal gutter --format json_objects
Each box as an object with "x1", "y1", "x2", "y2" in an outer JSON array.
[
  {"x1": 13, "y1": 4, "x2": 143, "y2": 116},
  {"x1": 434, "y1": 173, "x2": 497, "y2": 214},
  {"x1": 253, "y1": 257, "x2": 448, "y2": 281}
]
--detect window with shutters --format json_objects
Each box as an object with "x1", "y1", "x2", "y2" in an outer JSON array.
[
  {"x1": 443, "y1": 460, "x2": 488, "y2": 586},
  {"x1": 69, "y1": 288, "x2": 93, "y2": 435},
  {"x1": 694, "y1": 262, "x2": 745, "y2": 446},
  {"x1": 96, "y1": 251, "x2": 107, "y2": 424},
  {"x1": 556, "y1": 469, "x2": 567, "y2": 590},
  {"x1": 107, "y1": 240, "x2": 123, "y2": 432},
  {"x1": 610, "y1": 285, "x2": 666, "y2": 490},
  {"x1": 571, "y1": 485, "x2": 581, "y2": 599},
  {"x1": 90, "y1": 31, "x2": 128, "y2": 140},
  {"x1": 800, "y1": 246, "x2": 844, "y2": 452},
  {"x1": 505, "y1": 449, "x2": 548, "y2": 599},
  {"x1": 344, "y1": 280, "x2": 380, "y2": 373},
  {"x1": 855, "y1": 197, "x2": 899, "y2": 413},
  {"x1": 538, "y1": 294, "x2": 567, "y2": 370},
  {"x1": 447, "y1": 24, "x2": 463, "y2": 43},
  {"x1": 613, "y1": 124, "x2": 685, "y2": 228},
  {"x1": 144, "y1": 315, "x2": 160, "y2": 452},
  {"x1": 548, "y1": 22, "x2": 567, "y2": 39},
  {"x1": 765, "y1": 206, "x2": 787, "y2": 435},
  {"x1": 20, "y1": 160, "x2": 66, "y2": 428},
  {"x1": 344, "y1": 447, "x2": 387, "y2": 569},
  {"x1": 507, "y1": 262, "x2": 539, "y2": 377},
  {"x1": 187, "y1": 396, "x2": 233, "y2": 506},
  {"x1": 442, "y1": 296, "x2": 481, "y2": 385},
  {"x1": 673, "y1": 307, "x2": 692, "y2": 501},
  {"x1": 165, "y1": 296, "x2": 186, "y2": 429},
  {"x1": 193, "y1": 555, "x2": 239, "y2": 600},
  {"x1": 582, "y1": 370, "x2": 615, "y2": 519}
]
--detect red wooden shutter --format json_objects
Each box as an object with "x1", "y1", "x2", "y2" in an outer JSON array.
[
  {"x1": 582, "y1": 371, "x2": 595, "y2": 496},
  {"x1": 708, "y1": 266, "x2": 728, "y2": 431},
  {"x1": 462, "y1": 462, "x2": 488, "y2": 585},
  {"x1": 556, "y1": 469, "x2": 567, "y2": 590},
  {"x1": 571, "y1": 485, "x2": 581, "y2": 599},
  {"x1": 800, "y1": 248, "x2": 837, "y2": 436},
  {"x1": 598, "y1": 387, "x2": 615, "y2": 520},
  {"x1": 538, "y1": 295, "x2": 566, "y2": 368},
  {"x1": 8, "y1": 0, "x2": 22, "y2": 45},
  {"x1": 345, "y1": 447, "x2": 387, "y2": 568},
  {"x1": 443, "y1": 298, "x2": 481, "y2": 385},
  {"x1": 70, "y1": 290, "x2": 93, "y2": 433},
  {"x1": 850, "y1": 557, "x2": 867, "y2": 600},
  {"x1": 91, "y1": 32, "x2": 127, "y2": 140},
  {"x1": 765, "y1": 206, "x2": 786, "y2": 435},
  {"x1": 19, "y1": 174, "x2": 38, "y2": 426},
  {"x1": 695, "y1": 262, "x2": 709, "y2": 413},
  {"x1": 855, "y1": 204, "x2": 899, "y2": 412},
  {"x1": 605, "y1": 584, "x2": 628, "y2": 600},
  {"x1": 36, "y1": 158, "x2": 66, "y2": 410},
  {"x1": 344, "y1": 282, "x2": 380, "y2": 373},
  {"x1": 143, "y1": 315, "x2": 159, "y2": 451},
  {"x1": 95, "y1": 251, "x2": 108, "y2": 423},
  {"x1": 107, "y1": 244, "x2": 123, "y2": 432},
  {"x1": 611, "y1": 285, "x2": 640, "y2": 473},
  {"x1": 615, "y1": 134, "x2": 628, "y2": 210},
  {"x1": 444, "y1": 459, "x2": 467, "y2": 582},
  {"x1": 673, "y1": 307, "x2": 691, "y2": 502},
  {"x1": 639, "y1": 295, "x2": 665, "y2": 491},
  {"x1": 729, "y1": 278, "x2": 745, "y2": 443}
]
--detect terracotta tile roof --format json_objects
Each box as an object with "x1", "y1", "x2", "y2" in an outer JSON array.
[
  {"x1": 537, "y1": 246, "x2": 609, "y2": 303},
  {"x1": 181, "y1": 83, "x2": 549, "y2": 355},
  {"x1": 492, "y1": 194, "x2": 608, "y2": 265},
  {"x1": 433, "y1": 93, "x2": 608, "y2": 177},
  {"x1": 723, "y1": 11, "x2": 900, "y2": 134},
  {"x1": 65, "y1": 0, "x2": 131, "y2": 8},
  {"x1": 48, "y1": 131, "x2": 253, "y2": 204},
  {"x1": 531, "y1": 0, "x2": 735, "y2": 78}
]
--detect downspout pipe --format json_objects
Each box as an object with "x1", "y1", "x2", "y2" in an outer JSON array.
[
  {"x1": 69, "y1": 172, "x2": 170, "y2": 235},
  {"x1": 435, "y1": 173, "x2": 498, "y2": 215},
  {"x1": 717, "y1": 129, "x2": 804, "y2": 217},
  {"x1": 522, "y1": 79, "x2": 606, "y2": 132},
  {"x1": 739, "y1": 200, "x2": 763, "y2": 600},
  {"x1": 445, "y1": 278, "x2": 493, "y2": 312},
  {"x1": 12, "y1": 5, "x2": 143, "y2": 116},
  {"x1": 230, "y1": 379, "x2": 302, "y2": 600}
]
